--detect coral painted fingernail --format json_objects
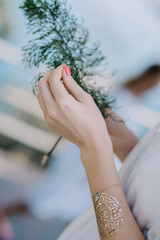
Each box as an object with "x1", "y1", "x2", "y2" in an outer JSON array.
[{"x1": 65, "y1": 65, "x2": 71, "y2": 76}]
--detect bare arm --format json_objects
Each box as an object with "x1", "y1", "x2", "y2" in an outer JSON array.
[
  {"x1": 37, "y1": 64, "x2": 144, "y2": 240},
  {"x1": 80, "y1": 141, "x2": 144, "y2": 240}
]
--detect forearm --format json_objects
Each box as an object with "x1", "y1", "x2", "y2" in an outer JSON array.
[{"x1": 80, "y1": 138, "x2": 144, "y2": 240}]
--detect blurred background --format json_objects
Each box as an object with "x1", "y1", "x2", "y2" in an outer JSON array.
[{"x1": 0, "y1": 0, "x2": 160, "y2": 239}]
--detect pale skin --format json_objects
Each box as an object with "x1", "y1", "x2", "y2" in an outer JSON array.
[
  {"x1": 37, "y1": 64, "x2": 144, "y2": 240},
  {"x1": 105, "y1": 112, "x2": 138, "y2": 162}
]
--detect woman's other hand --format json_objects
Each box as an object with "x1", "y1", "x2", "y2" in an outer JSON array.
[{"x1": 105, "y1": 112, "x2": 138, "y2": 162}]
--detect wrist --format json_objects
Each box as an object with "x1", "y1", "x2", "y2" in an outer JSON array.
[
  {"x1": 80, "y1": 137, "x2": 119, "y2": 194},
  {"x1": 80, "y1": 135, "x2": 113, "y2": 168},
  {"x1": 80, "y1": 134, "x2": 113, "y2": 158}
]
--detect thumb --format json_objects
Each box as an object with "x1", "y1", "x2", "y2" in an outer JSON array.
[{"x1": 62, "y1": 65, "x2": 86, "y2": 102}]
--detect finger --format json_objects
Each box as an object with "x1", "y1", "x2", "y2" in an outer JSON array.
[
  {"x1": 62, "y1": 65, "x2": 87, "y2": 102},
  {"x1": 38, "y1": 72, "x2": 56, "y2": 112},
  {"x1": 47, "y1": 64, "x2": 71, "y2": 102}
]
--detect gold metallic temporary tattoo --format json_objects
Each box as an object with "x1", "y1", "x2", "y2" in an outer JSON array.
[{"x1": 92, "y1": 192, "x2": 123, "y2": 238}]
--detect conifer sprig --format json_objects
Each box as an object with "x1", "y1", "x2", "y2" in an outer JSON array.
[{"x1": 20, "y1": 0, "x2": 115, "y2": 118}]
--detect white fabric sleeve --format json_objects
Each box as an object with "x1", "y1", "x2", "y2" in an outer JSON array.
[
  {"x1": 58, "y1": 208, "x2": 99, "y2": 240},
  {"x1": 121, "y1": 132, "x2": 160, "y2": 240}
]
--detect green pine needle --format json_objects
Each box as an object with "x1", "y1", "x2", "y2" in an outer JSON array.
[{"x1": 20, "y1": 0, "x2": 115, "y2": 118}]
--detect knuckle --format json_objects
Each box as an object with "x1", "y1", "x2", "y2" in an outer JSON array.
[
  {"x1": 86, "y1": 92, "x2": 93, "y2": 101},
  {"x1": 48, "y1": 76, "x2": 52, "y2": 84},
  {"x1": 60, "y1": 63, "x2": 66, "y2": 68}
]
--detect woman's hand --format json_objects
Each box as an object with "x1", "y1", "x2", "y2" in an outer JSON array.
[{"x1": 37, "y1": 64, "x2": 111, "y2": 152}]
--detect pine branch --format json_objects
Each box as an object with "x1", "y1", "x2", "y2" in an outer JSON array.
[{"x1": 20, "y1": 0, "x2": 115, "y2": 119}]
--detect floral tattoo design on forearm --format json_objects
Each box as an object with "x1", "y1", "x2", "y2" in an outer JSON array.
[{"x1": 92, "y1": 191, "x2": 123, "y2": 238}]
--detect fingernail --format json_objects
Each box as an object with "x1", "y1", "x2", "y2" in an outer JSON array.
[{"x1": 65, "y1": 65, "x2": 71, "y2": 76}]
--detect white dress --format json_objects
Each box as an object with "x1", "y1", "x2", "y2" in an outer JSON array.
[{"x1": 58, "y1": 122, "x2": 160, "y2": 240}]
